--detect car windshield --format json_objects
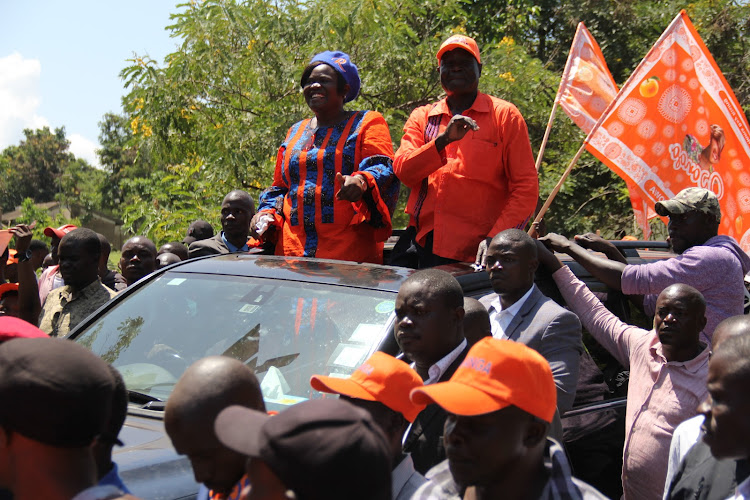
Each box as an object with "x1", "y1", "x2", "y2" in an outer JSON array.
[{"x1": 74, "y1": 271, "x2": 397, "y2": 411}]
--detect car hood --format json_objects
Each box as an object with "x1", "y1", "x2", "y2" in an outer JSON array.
[{"x1": 114, "y1": 409, "x2": 198, "y2": 500}]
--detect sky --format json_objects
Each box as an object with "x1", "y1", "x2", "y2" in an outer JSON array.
[{"x1": 0, "y1": 1, "x2": 183, "y2": 167}]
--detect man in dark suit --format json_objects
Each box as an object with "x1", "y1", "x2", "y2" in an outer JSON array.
[
  {"x1": 188, "y1": 190, "x2": 257, "y2": 258},
  {"x1": 479, "y1": 229, "x2": 582, "y2": 414},
  {"x1": 396, "y1": 268, "x2": 469, "y2": 474}
]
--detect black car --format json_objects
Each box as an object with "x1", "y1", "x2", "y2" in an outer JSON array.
[{"x1": 69, "y1": 245, "x2": 671, "y2": 499}]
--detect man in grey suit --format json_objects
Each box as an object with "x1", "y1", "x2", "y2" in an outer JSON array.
[
  {"x1": 479, "y1": 229, "x2": 582, "y2": 414},
  {"x1": 188, "y1": 190, "x2": 258, "y2": 259}
]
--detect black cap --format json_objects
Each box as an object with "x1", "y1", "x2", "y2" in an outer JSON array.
[
  {"x1": 0, "y1": 338, "x2": 116, "y2": 448},
  {"x1": 183, "y1": 220, "x2": 214, "y2": 244},
  {"x1": 215, "y1": 399, "x2": 392, "y2": 500}
]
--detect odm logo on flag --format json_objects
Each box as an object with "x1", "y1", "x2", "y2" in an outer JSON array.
[{"x1": 584, "y1": 10, "x2": 750, "y2": 249}]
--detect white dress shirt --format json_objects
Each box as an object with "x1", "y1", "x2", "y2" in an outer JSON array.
[
  {"x1": 487, "y1": 286, "x2": 535, "y2": 339},
  {"x1": 422, "y1": 338, "x2": 467, "y2": 385}
]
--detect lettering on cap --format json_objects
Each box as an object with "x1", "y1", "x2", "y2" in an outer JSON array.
[
  {"x1": 358, "y1": 363, "x2": 374, "y2": 375},
  {"x1": 461, "y1": 356, "x2": 492, "y2": 375},
  {"x1": 334, "y1": 58, "x2": 348, "y2": 72}
]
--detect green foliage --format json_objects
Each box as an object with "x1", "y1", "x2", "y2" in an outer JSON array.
[
  {"x1": 10, "y1": 198, "x2": 81, "y2": 243},
  {"x1": 111, "y1": 0, "x2": 749, "y2": 243},
  {"x1": 0, "y1": 127, "x2": 73, "y2": 211}
]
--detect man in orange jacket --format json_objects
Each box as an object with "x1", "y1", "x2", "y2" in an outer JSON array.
[{"x1": 393, "y1": 35, "x2": 538, "y2": 268}]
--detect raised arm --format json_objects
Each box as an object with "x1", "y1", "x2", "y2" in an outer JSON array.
[
  {"x1": 536, "y1": 240, "x2": 636, "y2": 367},
  {"x1": 539, "y1": 233, "x2": 626, "y2": 291},
  {"x1": 10, "y1": 224, "x2": 41, "y2": 325}
]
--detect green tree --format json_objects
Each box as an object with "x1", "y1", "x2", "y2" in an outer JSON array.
[{"x1": 0, "y1": 127, "x2": 73, "y2": 211}]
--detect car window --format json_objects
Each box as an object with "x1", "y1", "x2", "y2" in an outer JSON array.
[{"x1": 74, "y1": 271, "x2": 397, "y2": 411}]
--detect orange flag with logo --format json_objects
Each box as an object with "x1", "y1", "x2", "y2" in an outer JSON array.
[
  {"x1": 558, "y1": 22, "x2": 654, "y2": 238},
  {"x1": 584, "y1": 10, "x2": 750, "y2": 250}
]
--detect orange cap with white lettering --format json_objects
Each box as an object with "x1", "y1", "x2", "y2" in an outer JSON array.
[
  {"x1": 310, "y1": 352, "x2": 426, "y2": 422},
  {"x1": 410, "y1": 338, "x2": 556, "y2": 422}
]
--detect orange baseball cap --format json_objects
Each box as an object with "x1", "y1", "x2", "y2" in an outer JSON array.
[
  {"x1": 410, "y1": 338, "x2": 556, "y2": 422},
  {"x1": 43, "y1": 224, "x2": 77, "y2": 240},
  {"x1": 436, "y1": 35, "x2": 481, "y2": 65},
  {"x1": 6, "y1": 249, "x2": 17, "y2": 266},
  {"x1": 0, "y1": 283, "x2": 19, "y2": 297},
  {"x1": 310, "y1": 352, "x2": 426, "y2": 422}
]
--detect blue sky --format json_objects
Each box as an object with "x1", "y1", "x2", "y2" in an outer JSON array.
[{"x1": 0, "y1": 1, "x2": 182, "y2": 166}]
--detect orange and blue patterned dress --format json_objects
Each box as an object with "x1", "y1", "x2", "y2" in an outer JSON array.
[{"x1": 258, "y1": 110, "x2": 399, "y2": 264}]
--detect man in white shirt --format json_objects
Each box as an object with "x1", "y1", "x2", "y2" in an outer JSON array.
[
  {"x1": 395, "y1": 268, "x2": 469, "y2": 474},
  {"x1": 694, "y1": 319, "x2": 750, "y2": 500},
  {"x1": 479, "y1": 229, "x2": 582, "y2": 413}
]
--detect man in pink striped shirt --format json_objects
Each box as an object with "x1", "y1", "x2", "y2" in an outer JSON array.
[{"x1": 537, "y1": 239, "x2": 709, "y2": 500}]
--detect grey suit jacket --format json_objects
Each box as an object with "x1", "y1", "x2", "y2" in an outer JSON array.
[
  {"x1": 479, "y1": 285, "x2": 583, "y2": 413},
  {"x1": 188, "y1": 233, "x2": 229, "y2": 259}
]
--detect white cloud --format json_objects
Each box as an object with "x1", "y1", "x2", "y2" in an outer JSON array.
[
  {"x1": 68, "y1": 133, "x2": 100, "y2": 168},
  {"x1": 0, "y1": 52, "x2": 48, "y2": 148}
]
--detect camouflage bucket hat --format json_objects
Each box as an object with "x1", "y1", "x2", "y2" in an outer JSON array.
[{"x1": 654, "y1": 187, "x2": 721, "y2": 223}]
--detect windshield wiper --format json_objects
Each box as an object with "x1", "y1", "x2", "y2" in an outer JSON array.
[{"x1": 127, "y1": 390, "x2": 165, "y2": 410}]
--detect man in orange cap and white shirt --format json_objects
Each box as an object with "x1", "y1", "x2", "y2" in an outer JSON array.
[
  {"x1": 311, "y1": 352, "x2": 427, "y2": 500},
  {"x1": 393, "y1": 35, "x2": 538, "y2": 268},
  {"x1": 409, "y1": 338, "x2": 606, "y2": 500}
]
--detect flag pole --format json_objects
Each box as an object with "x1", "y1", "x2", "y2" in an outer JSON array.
[
  {"x1": 534, "y1": 102, "x2": 559, "y2": 172},
  {"x1": 528, "y1": 142, "x2": 587, "y2": 233},
  {"x1": 533, "y1": 23, "x2": 582, "y2": 172}
]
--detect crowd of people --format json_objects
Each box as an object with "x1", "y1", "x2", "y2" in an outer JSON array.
[{"x1": 1, "y1": 34, "x2": 749, "y2": 500}]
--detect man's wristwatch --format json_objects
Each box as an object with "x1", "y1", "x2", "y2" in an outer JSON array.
[{"x1": 18, "y1": 249, "x2": 33, "y2": 263}]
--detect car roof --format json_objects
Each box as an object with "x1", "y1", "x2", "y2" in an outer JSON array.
[{"x1": 155, "y1": 253, "x2": 485, "y2": 294}]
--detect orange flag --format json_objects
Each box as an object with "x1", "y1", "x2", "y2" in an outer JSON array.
[
  {"x1": 585, "y1": 10, "x2": 750, "y2": 250},
  {"x1": 558, "y1": 22, "x2": 654, "y2": 237}
]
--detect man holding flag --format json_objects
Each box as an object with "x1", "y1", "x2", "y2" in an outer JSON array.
[
  {"x1": 536, "y1": 11, "x2": 750, "y2": 345},
  {"x1": 541, "y1": 187, "x2": 750, "y2": 344}
]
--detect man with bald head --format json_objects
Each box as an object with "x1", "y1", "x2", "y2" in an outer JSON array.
[
  {"x1": 537, "y1": 241, "x2": 709, "y2": 500},
  {"x1": 462, "y1": 297, "x2": 491, "y2": 346},
  {"x1": 158, "y1": 242, "x2": 189, "y2": 262},
  {"x1": 164, "y1": 356, "x2": 265, "y2": 500},
  {"x1": 189, "y1": 190, "x2": 257, "y2": 259},
  {"x1": 117, "y1": 236, "x2": 158, "y2": 290}
]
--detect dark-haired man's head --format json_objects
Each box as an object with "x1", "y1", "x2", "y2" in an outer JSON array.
[
  {"x1": 58, "y1": 228, "x2": 102, "y2": 291},
  {"x1": 0, "y1": 286, "x2": 19, "y2": 318},
  {"x1": 184, "y1": 220, "x2": 214, "y2": 246},
  {"x1": 119, "y1": 236, "x2": 157, "y2": 286},
  {"x1": 158, "y1": 242, "x2": 188, "y2": 262},
  {"x1": 411, "y1": 338, "x2": 556, "y2": 496},
  {"x1": 221, "y1": 190, "x2": 255, "y2": 249},
  {"x1": 395, "y1": 269, "x2": 465, "y2": 380},
  {"x1": 29, "y1": 240, "x2": 49, "y2": 271},
  {"x1": 0, "y1": 337, "x2": 116, "y2": 496},
  {"x1": 92, "y1": 366, "x2": 127, "y2": 481},
  {"x1": 700, "y1": 322, "x2": 750, "y2": 461},
  {"x1": 157, "y1": 252, "x2": 181, "y2": 269},
  {"x1": 463, "y1": 297, "x2": 491, "y2": 346},
  {"x1": 655, "y1": 188, "x2": 721, "y2": 254},
  {"x1": 215, "y1": 399, "x2": 392, "y2": 500},
  {"x1": 44, "y1": 224, "x2": 78, "y2": 264},
  {"x1": 165, "y1": 356, "x2": 265, "y2": 495},
  {"x1": 486, "y1": 229, "x2": 538, "y2": 308},
  {"x1": 653, "y1": 283, "x2": 706, "y2": 362}
]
